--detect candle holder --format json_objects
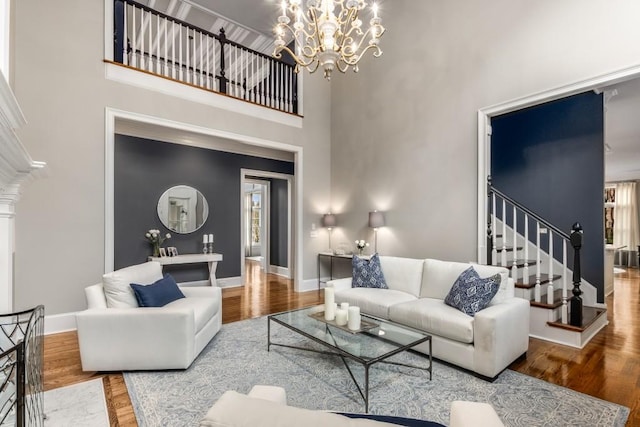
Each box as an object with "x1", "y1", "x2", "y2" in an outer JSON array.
[
  {"x1": 203, "y1": 243, "x2": 209, "y2": 254},
  {"x1": 208, "y1": 242, "x2": 214, "y2": 253}
]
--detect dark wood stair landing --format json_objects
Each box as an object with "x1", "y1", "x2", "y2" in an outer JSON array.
[
  {"x1": 529, "y1": 289, "x2": 569, "y2": 309},
  {"x1": 547, "y1": 306, "x2": 607, "y2": 332}
]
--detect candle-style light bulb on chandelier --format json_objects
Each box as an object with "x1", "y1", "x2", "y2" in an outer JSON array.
[{"x1": 273, "y1": 0, "x2": 385, "y2": 81}]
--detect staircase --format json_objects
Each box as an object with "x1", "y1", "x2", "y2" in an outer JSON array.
[{"x1": 488, "y1": 185, "x2": 608, "y2": 348}]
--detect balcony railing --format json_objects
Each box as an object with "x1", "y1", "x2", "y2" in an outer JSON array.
[{"x1": 113, "y1": 0, "x2": 298, "y2": 115}]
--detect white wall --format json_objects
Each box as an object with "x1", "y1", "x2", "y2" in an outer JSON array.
[
  {"x1": 330, "y1": 0, "x2": 640, "y2": 261},
  {"x1": 11, "y1": 0, "x2": 331, "y2": 315}
]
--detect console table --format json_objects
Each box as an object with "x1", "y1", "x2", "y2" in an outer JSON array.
[
  {"x1": 148, "y1": 253, "x2": 223, "y2": 286},
  {"x1": 317, "y1": 253, "x2": 370, "y2": 289}
]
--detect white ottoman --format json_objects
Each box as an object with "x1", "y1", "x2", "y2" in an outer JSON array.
[
  {"x1": 247, "y1": 385, "x2": 287, "y2": 405},
  {"x1": 450, "y1": 401, "x2": 504, "y2": 427}
]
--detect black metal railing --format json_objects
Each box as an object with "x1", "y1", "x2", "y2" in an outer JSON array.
[
  {"x1": 0, "y1": 305, "x2": 45, "y2": 427},
  {"x1": 113, "y1": 0, "x2": 298, "y2": 114}
]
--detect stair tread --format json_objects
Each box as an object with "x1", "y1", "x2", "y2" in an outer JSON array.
[
  {"x1": 530, "y1": 289, "x2": 568, "y2": 309},
  {"x1": 515, "y1": 274, "x2": 562, "y2": 289},
  {"x1": 547, "y1": 306, "x2": 607, "y2": 332},
  {"x1": 497, "y1": 259, "x2": 538, "y2": 269}
]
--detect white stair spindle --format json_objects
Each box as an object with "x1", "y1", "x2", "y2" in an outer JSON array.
[
  {"x1": 535, "y1": 221, "x2": 541, "y2": 303},
  {"x1": 491, "y1": 193, "x2": 497, "y2": 265},
  {"x1": 163, "y1": 18, "x2": 168, "y2": 76},
  {"x1": 148, "y1": 13, "x2": 152, "y2": 72},
  {"x1": 179, "y1": 24, "x2": 183, "y2": 81},
  {"x1": 523, "y1": 214, "x2": 529, "y2": 284},
  {"x1": 547, "y1": 231, "x2": 554, "y2": 305},
  {"x1": 123, "y1": 3, "x2": 128, "y2": 65},
  {"x1": 206, "y1": 35, "x2": 210, "y2": 89},
  {"x1": 140, "y1": 8, "x2": 146, "y2": 70},
  {"x1": 185, "y1": 27, "x2": 190, "y2": 83},
  {"x1": 501, "y1": 199, "x2": 507, "y2": 267},
  {"x1": 131, "y1": 4, "x2": 137, "y2": 67},
  {"x1": 511, "y1": 205, "x2": 517, "y2": 279},
  {"x1": 156, "y1": 13, "x2": 161, "y2": 73},
  {"x1": 562, "y1": 239, "x2": 568, "y2": 324},
  {"x1": 192, "y1": 28, "x2": 196, "y2": 84}
]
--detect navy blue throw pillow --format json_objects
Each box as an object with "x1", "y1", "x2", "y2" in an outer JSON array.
[
  {"x1": 130, "y1": 274, "x2": 185, "y2": 307},
  {"x1": 444, "y1": 267, "x2": 500, "y2": 316},
  {"x1": 352, "y1": 253, "x2": 388, "y2": 289}
]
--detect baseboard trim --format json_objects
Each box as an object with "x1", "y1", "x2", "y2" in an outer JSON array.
[
  {"x1": 178, "y1": 279, "x2": 211, "y2": 287},
  {"x1": 45, "y1": 312, "x2": 77, "y2": 335},
  {"x1": 298, "y1": 278, "x2": 320, "y2": 292},
  {"x1": 216, "y1": 276, "x2": 243, "y2": 288},
  {"x1": 269, "y1": 265, "x2": 291, "y2": 278}
]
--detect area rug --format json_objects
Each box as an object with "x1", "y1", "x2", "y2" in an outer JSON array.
[
  {"x1": 44, "y1": 378, "x2": 109, "y2": 426},
  {"x1": 124, "y1": 317, "x2": 629, "y2": 427}
]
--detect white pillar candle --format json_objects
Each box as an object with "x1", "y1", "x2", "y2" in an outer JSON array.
[
  {"x1": 324, "y1": 300, "x2": 336, "y2": 321},
  {"x1": 340, "y1": 302, "x2": 349, "y2": 311},
  {"x1": 348, "y1": 306, "x2": 361, "y2": 331},
  {"x1": 335, "y1": 308, "x2": 348, "y2": 326},
  {"x1": 203, "y1": 234, "x2": 208, "y2": 244},
  {"x1": 209, "y1": 233, "x2": 214, "y2": 243},
  {"x1": 324, "y1": 287, "x2": 335, "y2": 307}
]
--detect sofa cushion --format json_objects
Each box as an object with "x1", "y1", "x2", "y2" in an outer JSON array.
[
  {"x1": 102, "y1": 261, "x2": 164, "y2": 308},
  {"x1": 444, "y1": 267, "x2": 500, "y2": 316},
  {"x1": 420, "y1": 259, "x2": 508, "y2": 302},
  {"x1": 166, "y1": 295, "x2": 219, "y2": 333},
  {"x1": 389, "y1": 298, "x2": 475, "y2": 344},
  {"x1": 334, "y1": 288, "x2": 417, "y2": 319},
  {"x1": 378, "y1": 256, "x2": 424, "y2": 297},
  {"x1": 352, "y1": 254, "x2": 388, "y2": 289},
  {"x1": 130, "y1": 274, "x2": 185, "y2": 307},
  {"x1": 200, "y1": 390, "x2": 399, "y2": 427}
]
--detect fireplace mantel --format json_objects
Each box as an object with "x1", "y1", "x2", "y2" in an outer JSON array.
[{"x1": 0, "y1": 74, "x2": 45, "y2": 313}]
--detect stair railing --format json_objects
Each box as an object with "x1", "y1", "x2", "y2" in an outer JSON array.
[
  {"x1": 113, "y1": 0, "x2": 298, "y2": 114},
  {"x1": 487, "y1": 182, "x2": 583, "y2": 324},
  {"x1": 0, "y1": 305, "x2": 45, "y2": 427}
]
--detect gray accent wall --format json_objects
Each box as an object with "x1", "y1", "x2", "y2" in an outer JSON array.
[
  {"x1": 114, "y1": 135, "x2": 293, "y2": 282},
  {"x1": 269, "y1": 178, "x2": 289, "y2": 268}
]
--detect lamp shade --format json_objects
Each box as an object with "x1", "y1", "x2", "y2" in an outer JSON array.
[
  {"x1": 369, "y1": 211, "x2": 385, "y2": 229},
  {"x1": 322, "y1": 213, "x2": 337, "y2": 228}
]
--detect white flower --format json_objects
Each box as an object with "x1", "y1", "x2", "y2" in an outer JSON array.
[
  {"x1": 145, "y1": 232, "x2": 151, "y2": 238},
  {"x1": 366, "y1": 243, "x2": 370, "y2": 247},
  {"x1": 166, "y1": 233, "x2": 171, "y2": 239}
]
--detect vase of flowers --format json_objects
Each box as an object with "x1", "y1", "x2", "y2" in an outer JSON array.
[
  {"x1": 355, "y1": 240, "x2": 369, "y2": 256},
  {"x1": 145, "y1": 229, "x2": 171, "y2": 257}
]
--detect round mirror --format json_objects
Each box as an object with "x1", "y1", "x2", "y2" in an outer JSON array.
[{"x1": 157, "y1": 185, "x2": 209, "y2": 234}]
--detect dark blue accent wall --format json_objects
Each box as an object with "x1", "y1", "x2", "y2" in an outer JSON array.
[
  {"x1": 269, "y1": 178, "x2": 289, "y2": 268},
  {"x1": 114, "y1": 135, "x2": 294, "y2": 282},
  {"x1": 491, "y1": 91, "x2": 604, "y2": 302}
]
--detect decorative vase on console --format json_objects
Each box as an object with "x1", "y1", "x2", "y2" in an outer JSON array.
[
  {"x1": 145, "y1": 229, "x2": 171, "y2": 257},
  {"x1": 355, "y1": 240, "x2": 369, "y2": 256}
]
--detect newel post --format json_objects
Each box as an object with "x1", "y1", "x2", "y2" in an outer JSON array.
[
  {"x1": 486, "y1": 176, "x2": 493, "y2": 265},
  {"x1": 218, "y1": 28, "x2": 228, "y2": 94},
  {"x1": 570, "y1": 222, "x2": 583, "y2": 327}
]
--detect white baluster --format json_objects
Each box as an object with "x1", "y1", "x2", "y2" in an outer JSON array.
[
  {"x1": 163, "y1": 18, "x2": 168, "y2": 76},
  {"x1": 205, "y1": 35, "x2": 210, "y2": 89},
  {"x1": 179, "y1": 24, "x2": 183, "y2": 81},
  {"x1": 192, "y1": 28, "x2": 196, "y2": 84},
  {"x1": 511, "y1": 205, "x2": 517, "y2": 279},
  {"x1": 171, "y1": 21, "x2": 176, "y2": 79},
  {"x1": 562, "y1": 239, "x2": 568, "y2": 323},
  {"x1": 199, "y1": 31, "x2": 204, "y2": 86},
  {"x1": 501, "y1": 199, "x2": 507, "y2": 267},
  {"x1": 148, "y1": 13, "x2": 152, "y2": 72},
  {"x1": 547, "y1": 231, "x2": 554, "y2": 305},
  {"x1": 156, "y1": 13, "x2": 161, "y2": 73},
  {"x1": 123, "y1": 3, "x2": 128, "y2": 65},
  {"x1": 535, "y1": 221, "x2": 541, "y2": 303},
  {"x1": 491, "y1": 193, "x2": 497, "y2": 265},
  {"x1": 140, "y1": 8, "x2": 146, "y2": 70},
  {"x1": 131, "y1": 4, "x2": 137, "y2": 67},
  {"x1": 523, "y1": 214, "x2": 529, "y2": 284}
]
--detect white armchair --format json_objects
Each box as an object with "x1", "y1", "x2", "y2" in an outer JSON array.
[{"x1": 76, "y1": 261, "x2": 222, "y2": 371}]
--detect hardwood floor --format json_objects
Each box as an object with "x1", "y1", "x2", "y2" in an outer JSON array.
[{"x1": 44, "y1": 261, "x2": 640, "y2": 426}]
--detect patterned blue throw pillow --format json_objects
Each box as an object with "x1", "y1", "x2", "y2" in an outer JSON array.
[
  {"x1": 352, "y1": 254, "x2": 388, "y2": 289},
  {"x1": 444, "y1": 267, "x2": 500, "y2": 316}
]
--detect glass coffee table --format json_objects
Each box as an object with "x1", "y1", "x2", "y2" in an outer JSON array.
[{"x1": 267, "y1": 305, "x2": 432, "y2": 413}]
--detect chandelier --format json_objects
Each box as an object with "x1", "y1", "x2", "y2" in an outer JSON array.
[{"x1": 273, "y1": 0, "x2": 385, "y2": 80}]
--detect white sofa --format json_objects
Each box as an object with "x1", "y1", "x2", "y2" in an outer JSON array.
[
  {"x1": 328, "y1": 257, "x2": 529, "y2": 379},
  {"x1": 76, "y1": 261, "x2": 222, "y2": 371}
]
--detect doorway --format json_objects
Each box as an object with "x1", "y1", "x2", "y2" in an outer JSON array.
[
  {"x1": 244, "y1": 179, "x2": 269, "y2": 272},
  {"x1": 240, "y1": 169, "x2": 294, "y2": 285}
]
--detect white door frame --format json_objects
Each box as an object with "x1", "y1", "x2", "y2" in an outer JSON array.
[
  {"x1": 244, "y1": 178, "x2": 270, "y2": 271},
  {"x1": 105, "y1": 108, "x2": 303, "y2": 290},
  {"x1": 240, "y1": 169, "x2": 294, "y2": 283},
  {"x1": 477, "y1": 63, "x2": 640, "y2": 264}
]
